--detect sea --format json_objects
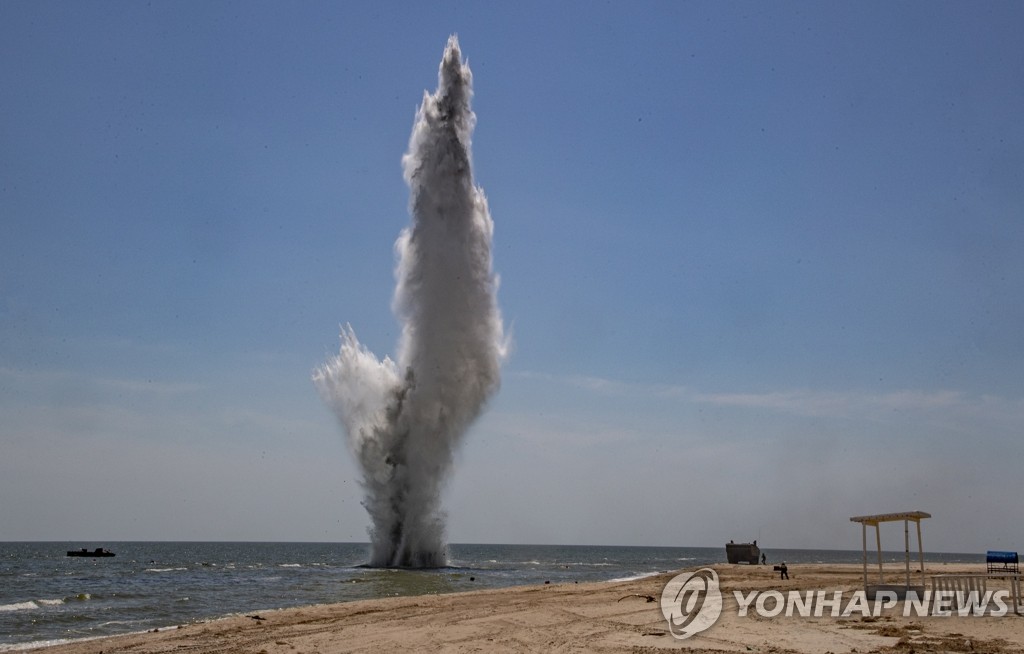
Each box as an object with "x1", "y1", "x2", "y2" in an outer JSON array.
[{"x1": 0, "y1": 542, "x2": 983, "y2": 650}]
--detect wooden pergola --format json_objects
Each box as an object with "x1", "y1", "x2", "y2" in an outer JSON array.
[{"x1": 850, "y1": 511, "x2": 931, "y2": 598}]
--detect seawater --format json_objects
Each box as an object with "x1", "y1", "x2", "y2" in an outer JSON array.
[{"x1": 0, "y1": 542, "x2": 982, "y2": 649}]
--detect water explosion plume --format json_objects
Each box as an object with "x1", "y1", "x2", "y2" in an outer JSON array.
[{"x1": 314, "y1": 36, "x2": 505, "y2": 568}]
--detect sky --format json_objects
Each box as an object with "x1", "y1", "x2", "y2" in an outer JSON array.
[{"x1": 2, "y1": 1, "x2": 1022, "y2": 553}]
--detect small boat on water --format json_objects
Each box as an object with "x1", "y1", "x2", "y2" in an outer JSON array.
[
  {"x1": 725, "y1": 541, "x2": 760, "y2": 564},
  {"x1": 67, "y1": 548, "x2": 116, "y2": 557}
]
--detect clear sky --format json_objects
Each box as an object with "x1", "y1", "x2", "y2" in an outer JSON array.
[{"x1": 2, "y1": 1, "x2": 1022, "y2": 553}]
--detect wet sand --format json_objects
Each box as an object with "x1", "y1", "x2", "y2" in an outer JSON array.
[{"x1": 33, "y1": 563, "x2": 1024, "y2": 653}]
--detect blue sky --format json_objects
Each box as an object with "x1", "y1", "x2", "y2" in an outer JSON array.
[{"x1": 2, "y1": 1, "x2": 1022, "y2": 553}]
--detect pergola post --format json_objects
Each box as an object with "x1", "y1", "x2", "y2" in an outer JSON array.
[
  {"x1": 862, "y1": 522, "x2": 868, "y2": 590},
  {"x1": 916, "y1": 518, "x2": 925, "y2": 589},
  {"x1": 904, "y1": 518, "x2": 911, "y2": 590},
  {"x1": 875, "y1": 523, "x2": 884, "y2": 584}
]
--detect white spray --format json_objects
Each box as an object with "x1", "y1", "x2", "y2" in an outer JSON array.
[{"x1": 314, "y1": 36, "x2": 505, "y2": 568}]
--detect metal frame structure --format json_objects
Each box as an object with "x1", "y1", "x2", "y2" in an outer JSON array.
[{"x1": 850, "y1": 510, "x2": 931, "y2": 597}]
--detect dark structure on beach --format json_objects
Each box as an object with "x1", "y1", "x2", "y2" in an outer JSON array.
[{"x1": 725, "y1": 541, "x2": 760, "y2": 564}]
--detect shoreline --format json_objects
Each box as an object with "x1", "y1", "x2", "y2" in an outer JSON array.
[{"x1": 20, "y1": 562, "x2": 1024, "y2": 654}]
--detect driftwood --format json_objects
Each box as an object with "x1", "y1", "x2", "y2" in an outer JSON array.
[{"x1": 617, "y1": 594, "x2": 656, "y2": 603}]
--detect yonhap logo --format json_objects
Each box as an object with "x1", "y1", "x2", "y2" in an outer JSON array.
[{"x1": 660, "y1": 568, "x2": 723, "y2": 639}]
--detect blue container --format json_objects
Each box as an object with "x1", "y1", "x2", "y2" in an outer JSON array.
[{"x1": 987, "y1": 550, "x2": 1018, "y2": 564}]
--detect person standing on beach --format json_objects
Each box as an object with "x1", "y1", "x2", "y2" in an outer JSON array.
[{"x1": 779, "y1": 562, "x2": 789, "y2": 580}]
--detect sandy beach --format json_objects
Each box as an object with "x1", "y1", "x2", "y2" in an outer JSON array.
[{"x1": 28, "y1": 562, "x2": 1024, "y2": 653}]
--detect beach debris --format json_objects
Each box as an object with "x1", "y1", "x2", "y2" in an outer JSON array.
[
  {"x1": 617, "y1": 594, "x2": 656, "y2": 603},
  {"x1": 246, "y1": 614, "x2": 266, "y2": 621}
]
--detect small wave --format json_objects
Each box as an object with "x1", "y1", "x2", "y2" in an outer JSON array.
[
  {"x1": 279, "y1": 563, "x2": 302, "y2": 568},
  {"x1": 37, "y1": 598, "x2": 64, "y2": 606},
  {"x1": 607, "y1": 571, "x2": 663, "y2": 583},
  {"x1": 145, "y1": 567, "x2": 187, "y2": 573},
  {"x1": 1, "y1": 595, "x2": 85, "y2": 611},
  {"x1": 0, "y1": 635, "x2": 105, "y2": 652},
  {"x1": 97, "y1": 620, "x2": 138, "y2": 628}
]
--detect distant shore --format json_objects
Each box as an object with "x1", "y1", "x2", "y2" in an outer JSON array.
[{"x1": 29, "y1": 562, "x2": 1024, "y2": 654}]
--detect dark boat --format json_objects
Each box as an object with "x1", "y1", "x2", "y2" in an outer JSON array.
[
  {"x1": 725, "y1": 541, "x2": 760, "y2": 564},
  {"x1": 67, "y1": 548, "x2": 116, "y2": 557}
]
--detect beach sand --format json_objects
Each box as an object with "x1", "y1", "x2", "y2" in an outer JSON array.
[{"x1": 34, "y1": 563, "x2": 1024, "y2": 653}]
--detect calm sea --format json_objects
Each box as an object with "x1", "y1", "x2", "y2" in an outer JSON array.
[{"x1": 0, "y1": 542, "x2": 982, "y2": 649}]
